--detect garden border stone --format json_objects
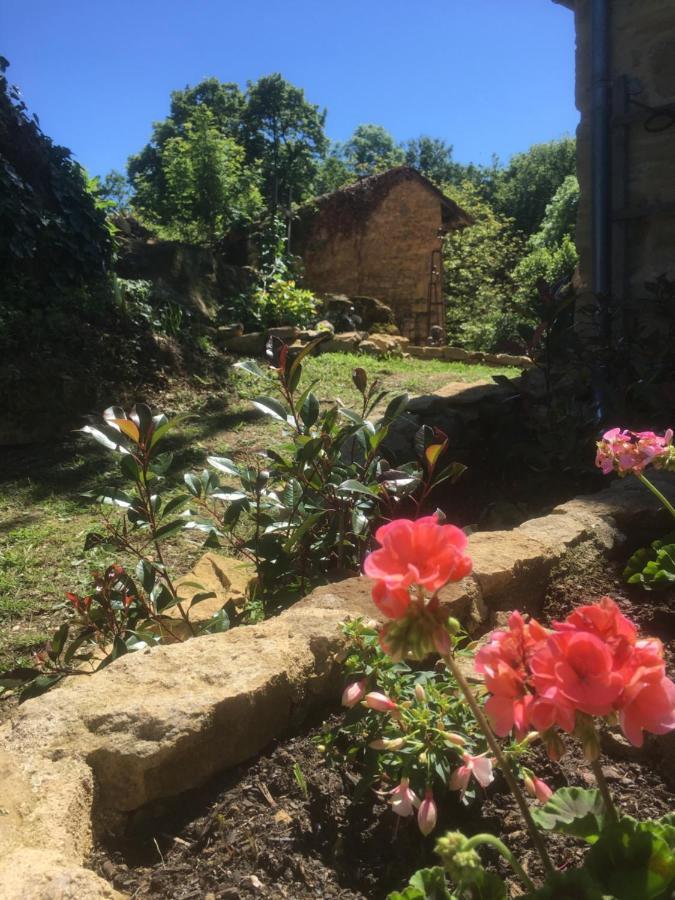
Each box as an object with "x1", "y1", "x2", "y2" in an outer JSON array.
[{"x1": 0, "y1": 474, "x2": 673, "y2": 898}]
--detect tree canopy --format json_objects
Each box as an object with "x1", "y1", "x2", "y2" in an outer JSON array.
[
  {"x1": 241, "y1": 73, "x2": 328, "y2": 212},
  {"x1": 491, "y1": 137, "x2": 577, "y2": 236}
]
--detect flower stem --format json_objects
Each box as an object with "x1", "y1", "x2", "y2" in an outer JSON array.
[
  {"x1": 442, "y1": 651, "x2": 555, "y2": 877},
  {"x1": 590, "y1": 758, "x2": 619, "y2": 823},
  {"x1": 465, "y1": 834, "x2": 536, "y2": 893},
  {"x1": 636, "y1": 472, "x2": 675, "y2": 522}
]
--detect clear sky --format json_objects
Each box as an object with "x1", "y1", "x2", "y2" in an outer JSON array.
[{"x1": 2, "y1": 0, "x2": 578, "y2": 178}]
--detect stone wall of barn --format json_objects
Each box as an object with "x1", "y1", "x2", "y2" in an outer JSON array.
[
  {"x1": 568, "y1": 0, "x2": 675, "y2": 316},
  {"x1": 298, "y1": 179, "x2": 445, "y2": 342}
]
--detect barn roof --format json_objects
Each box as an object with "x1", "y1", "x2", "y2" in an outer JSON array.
[{"x1": 298, "y1": 166, "x2": 474, "y2": 233}]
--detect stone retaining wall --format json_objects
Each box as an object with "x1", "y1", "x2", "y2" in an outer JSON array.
[{"x1": 1, "y1": 475, "x2": 673, "y2": 897}]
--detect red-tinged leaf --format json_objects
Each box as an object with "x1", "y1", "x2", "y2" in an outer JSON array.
[{"x1": 425, "y1": 443, "x2": 446, "y2": 469}]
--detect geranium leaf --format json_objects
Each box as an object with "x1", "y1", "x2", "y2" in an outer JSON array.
[{"x1": 531, "y1": 787, "x2": 606, "y2": 843}]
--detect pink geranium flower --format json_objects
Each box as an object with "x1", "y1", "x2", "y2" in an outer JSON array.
[
  {"x1": 371, "y1": 580, "x2": 411, "y2": 619},
  {"x1": 595, "y1": 427, "x2": 672, "y2": 476},
  {"x1": 619, "y1": 675, "x2": 675, "y2": 747},
  {"x1": 363, "y1": 515, "x2": 472, "y2": 593},
  {"x1": 449, "y1": 753, "x2": 494, "y2": 797},
  {"x1": 531, "y1": 631, "x2": 624, "y2": 719},
  {"x1": 475, "y1": 611, "x2": 548, "y2": 737}
]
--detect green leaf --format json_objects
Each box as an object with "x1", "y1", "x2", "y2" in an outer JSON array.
[
  {"x1": 149, "y1": 451, "x2": 174, "y2": 476},
  {"x1": 189, "y1": 591, "x2": 217, "y2": 608},
  {"x1": 136, "y1": 559, "x2": 156, "y2": 592},
  {"x1": 48, "y1": 623, "x2": 69, "y2": 658},
  {"x1": 282, "y1": 478, "x2": 303, "y2": 510},
  {"x1": 337, "y1": 479, "x2": 379, "y2": 497},
  {"x1": 252, "y1": 395, "x2": 288, "y2": 422},
  {"x1": 382, "y1": 392, "x2": 409, "y2": 423},
  {"x1": 387, "y1": 867, "x2": 456, "y2": 900},
  {"x1": 161, "y1": 493, "x2": 191, "y2": 517},
  {"x1": 149, "y1": 413, "x2": 189, "y2": 449},
  {"x1": 120, "y1": 453, "x2": 142, "y2": 481},
  {"x1": 233, "y1": 358, "x2": 265, "y2": 378},
  {"x1": 154, "y1": 519, "x2": 185, "y2": 540},
  {"x1": 339, "y1": 407, "x2": 365, "y2": 425},
  {"x1": 91, "y1": 488, "x2": 134, "y2": 508},
  {"x1": 184, "y1": 473, "x2": 203, "y2": 497},
  {"x1": 64, "y1": 628, "x2": 96, "y2": 664},
  {"x1": 585, "y1": 816, "x2": 675, "y2": 900},
  {"x1": 532, "y1": 787, "x2": 606, "y2": 843},
  {"x1": 300, "y1": 392, "x2": 320, "y2": 428},
  {"x1": 208, "y1": 456, "x2": 240, "y2": 477}
]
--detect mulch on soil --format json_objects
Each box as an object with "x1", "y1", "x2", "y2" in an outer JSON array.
[{"x1": 91, "y1": 550, "x2": 675, "y2": 899}]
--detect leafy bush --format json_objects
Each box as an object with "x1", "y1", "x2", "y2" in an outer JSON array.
[
  {"x1": 443, "y1": 182, "x2": 525, "y2": 351},
  {"x1": 253, "y1": 274, "x2": 317, "y2": 328},
  {"x1": 182, "y1": 344, "x2": 463, "y2": 606},
  {"x1": 114, "y1": 277, "x2": 191, "y2": 336},
  {"x1": 0, "y1": 57, "x2": 112, "y2": 293},
  {"x1": 131, "y1": 105, "x2": 263, "y2": 243},
  {"x1": 624, "y1": 534, "x2": 675, "y2": 589},
  {"x1": 0, "y1": 405, "x2": 231, "y2": 701}
]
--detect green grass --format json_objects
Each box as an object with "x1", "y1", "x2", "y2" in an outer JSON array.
[{"x1": 0, "y1": 354, "x2": 517, "y2": 671}]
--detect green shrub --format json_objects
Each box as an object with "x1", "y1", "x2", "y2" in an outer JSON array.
[{"x1": 253, "y1": 274, "x2": 317, "y2": 328}]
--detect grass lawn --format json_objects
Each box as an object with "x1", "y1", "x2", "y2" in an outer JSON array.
[{"x1": 0, "y1": 352, "x2": 516, "y2": 671}]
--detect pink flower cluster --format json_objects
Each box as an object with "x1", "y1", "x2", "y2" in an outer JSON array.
[
  {"x1": 475, "y1": 598, "x2": 675, "y2": 751},
  {"x1": 595, "y1": 427, "x2": 673, "y2": 476},
  {"x1": 364, "y1": 515, "x2": 472, "y2": 620}
]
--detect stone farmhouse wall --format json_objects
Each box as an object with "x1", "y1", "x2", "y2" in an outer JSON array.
[{"x1": 560, "y1": 0, "x2": 675, "y2": 310}]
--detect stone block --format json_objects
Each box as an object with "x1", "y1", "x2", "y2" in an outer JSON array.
[
  {"x1": 467, "y1": 530, "x2": 553, "y2": 611},
  {"x1": 318, "y1": 331, "x2": 364, "y2": 353},
  {"x1": 223, "y1": 331, "x2": 267, "y2": 356}
]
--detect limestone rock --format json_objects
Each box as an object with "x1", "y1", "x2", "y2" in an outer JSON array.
[
  {"x1": 468, "y1": 530, "x2": 552, "y2": 610},
  {"x1": 366, "y1": 333, "x2": 410, "y2": 352},
  {"x1": 222, "y1": 331, "x2": 267, "y2": 356},
  {"x1": 266, "y1": 325, "x2": 300, "y2": 342},
  {"x1": 444, "y1": 346, "x2": 472, "y2": 362},
  {"x1": 318, "y1": 331, "x2": 365, "y2": 353},
  {"x1": 349, "y1": 295, "x2": 395, "y2": 328},
  {"x1": 0, "y1": 849, "x2": 122, "y2": 900},
  {"x1": 175, "y1": 552, "x2": 255, "y2": 618}
]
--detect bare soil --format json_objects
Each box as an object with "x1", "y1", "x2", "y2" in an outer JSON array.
[{"x1": 90, "y1": 550, "x2": 675, "y2": 899}]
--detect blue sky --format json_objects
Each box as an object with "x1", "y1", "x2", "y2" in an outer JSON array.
[{"x1": 2, "y1": 0, "x2": 578, "y2": 178}]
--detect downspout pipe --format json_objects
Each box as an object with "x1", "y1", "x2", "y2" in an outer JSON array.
[{"x1": 590, "y1": 0, "x2": 611, "y2": 415}]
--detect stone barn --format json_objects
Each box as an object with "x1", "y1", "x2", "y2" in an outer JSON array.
[{"x1": 290, "y1": 166, "x2": 473, "y2": 343}]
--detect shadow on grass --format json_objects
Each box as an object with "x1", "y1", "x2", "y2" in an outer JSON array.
[{"x1": 0, "y1": 402, "x2": 265, "y2": 507}]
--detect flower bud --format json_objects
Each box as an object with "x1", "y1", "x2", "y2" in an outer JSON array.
[
  {"x1": 520, "y1": 731, "x2": 541, "y2": 748},
  {"x1": 364, "y1": 691, "x2": 399, "y2": 716},
  {"x1": 436, "y1": 832, "x2": 479, "y2": 878},
  {"x1": 417, "y1": 789, "x2": 437, "y2": 836},
  {"x1": 415, "y1": 683, "x2": 426, "y2": 703},
  {"x1": 442, "y1": 731, "x2": 467, "y2": 747},
  {"x1": 574, "y1": 714, "x2": 601, "y2": 762},
  {"x1": 542, "y1": 729, "x2": 566, "y2": 762},
  {"x1": 523, "y1": 770, "x2": 553, "y2": 803},
  {"x1": 369, "y1": 737, "x2": 406, "y2": 751},
  {"x1": 341, "y1": 679, "x2": 366, "y2": 709}
]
